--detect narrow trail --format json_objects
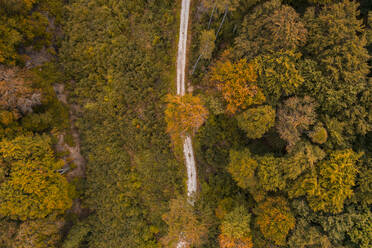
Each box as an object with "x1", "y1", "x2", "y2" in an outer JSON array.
[
  {"x1": 176, "y1": 0, "x2": 196, "y2": 199},
  {"x1": 176, "y1": 0, "x2": 195, "y2": 246}
]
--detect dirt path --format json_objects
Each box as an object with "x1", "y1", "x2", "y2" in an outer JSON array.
[
  {"x1": 176, "y1": 0, "x2": 195, "y2": 247},
  {"x1": 177, "y1": 0, "x2": 197, "y2": 200}
]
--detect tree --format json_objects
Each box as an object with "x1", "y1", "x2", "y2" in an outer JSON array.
[
  {"x1": 0, "y1": 135, "x2": 75, "y2": 220},
  {"x1": 210, "y1": 59, "x2": 265, "y2": 114},
  {"x1": 0, "y1": 0, "x2": 51, "y2": 65},
  {"x1": 200, "y1": 29, "x2": 216, "y2": 60},
  {"x1": 283, "y1": 141, "x2": 325, "y2": 180},
  {"x1": 308, "y1": 122, "x2": 328, "y2": 144},
  {"x1": 302, "y1": 0, "x2": 371, "y2": 137},
  {"x1": 236, "y1": 105, "x2": 275, "y2": 139},
  {"x1": 0, "y1": 219, "x2": 18, "y2": 248},
  {"x1": 254, "y1": 50, "x2": 304, "y2": 104},
  {"x1": 288, "y1": 218, "x2": 332, "y2": 248},
  {"x1": 305, "y1": 0, "x2": 369, "y2": 85},
  {"x1": 227, "y1": 149, "x2": 258, "y2": 190},
  {"x1": 161, "y1": 195, "x2": 209, "y2": 248},
  {"x1": 308, "y1": 0, "x2": 340, "y2": 4},
  {"x1": 0, "y1": 69, "x2": 41, "y2": 114},
  {"x1": 219, "y1": 206, "x2": 253, "y2": 248},
  {"x1": 348, "y1": 210, "x2": 372, "y2": 248},
  {"x1": 254, "y1": 197, "x2": 295, "y2": 246},
  {"x1": 165, "y1": 94, "x2": 208, "y2": 139},
  {"x1": 13, "y1": 217, "x2": 64, "y2": 248},
  {"x1": 235, "y1": 0, "x2": 307, "y2": 59},
  {"x1": 289, "y1": 149, "x2": 362, "y2": 213},
  {"x1": 276, "y1": 96, "x2": 316, "y2": 151},
  {"x1": 256, "y1": 155, "x2": 286, "y2": 192},
  {"x1": 201, "y1": 0, "x2": 240, "y2": 12}
]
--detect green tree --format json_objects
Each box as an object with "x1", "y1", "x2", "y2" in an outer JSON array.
[
  {"x1": 283, "y1": 141, "x2": 325, "y2": 180},
  {"x1": 219, "y1": 206, "x2": 253, "y2": 248},
  {"x1": 288, "y1": 218, "x2": 332, "y2": 248},
  {"x1": 235, "y1": 0, "x2": 307, "y2": 59},
  {"x1": 289, "y1": 149, "x2": 362, "y2": 213},
  {"x1": 200, "y1": 29, "x2": 216, "y2": 60},
  {"x1": 236, "y1": 105, "x2": 275, "y2": 139},
  {"x1": 308, "y1": 122, "x2": 328, "y2": 144},
  {"x1": 301, "y1": 0, "x2": 371, "y2": 139},
  {"x1": 254, "y1": 50, "x2": 304, "y2": 104},
  {"x1": 227, "y1": 149, "x2": 258, "y2": 191},
  {"x1": 254, "y1": 197, "x2": 295, "y2": 246},
  {"x1": 257, "y1": 155, "x2": 286, "y2": 192},
  {"x1": 0, "y1": 135, "x2": 74, "y2": 220},
  {"x1": 348, "y1": 210, "x2": 372, "y2": 248}
]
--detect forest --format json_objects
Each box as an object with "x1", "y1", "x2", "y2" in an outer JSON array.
[{"x1": 0, "y1": 0, "x2": 371, "y2": 247}]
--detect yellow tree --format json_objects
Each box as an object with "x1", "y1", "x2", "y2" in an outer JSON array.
[
  {"x1": 254, "y1": 197, "x2": 295, "y2": 246},
  {"x1": 210, "y1": 59, "x2": 265, "y2": 114},
  {"x1": 219, "y1": 206, "x2": 253, "y2": 248},
  {"x1": 289, "y1": 149, "x2": 362, "y2": 214},
  {"x1": 165, "y1": 94, "x2": 208, "y2": 139},
  {"x1": 0, "y1": 135, "x2": 75, "y2": 220}
]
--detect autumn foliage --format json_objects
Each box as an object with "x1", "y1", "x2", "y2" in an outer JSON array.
[
  {"x1": 165, "y1": 94, "x2": 208, "y2": 139},
  {"x1": 210, "y1": 59, "x2": 265, "y2": 114},
  {"x1": 255, "y1": 197, "x2": 295, "y2": 246},
  {"x1": 0, "y1": 135, "x2": 74, "y2": 220},
  {"x1": 219, "y1": 206, "x2": 253, "y2": 248}
]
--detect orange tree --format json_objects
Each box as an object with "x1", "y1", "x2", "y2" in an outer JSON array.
[
  {"x1": 210, "y1": 59, "x2": 265, "y2": 114},
  {"x1": 165, "y1": 93, "x2": 208, "y2": 140},
  {"x1": 254, "y1": 197, "x2": 295, "y2": 246}
]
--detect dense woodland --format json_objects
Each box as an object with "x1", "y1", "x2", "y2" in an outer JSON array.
[{"x1": 0, "y1": 0, "x2": 371, "y2": 247}]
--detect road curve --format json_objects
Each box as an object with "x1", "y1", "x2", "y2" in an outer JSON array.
[{"x1": 176, "y1": 0, "x2": 196, "y2": 199}]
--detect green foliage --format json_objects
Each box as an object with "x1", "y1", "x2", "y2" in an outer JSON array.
[
  {"x1": 0, "y1": 135, "x2": 74, "y2": 220},
  {"x1": 308, "y1": 122, "x2": 328, "y2": 144},
  {"x1": 301, "y1": 0, "x2": 371, "y2": 140},
  {"x1": 288, "y1": 218, "x2": 332, "y2": 248},
  {"x1": 236, "y1": 105, "x2": 275, "y2": 139},
  {"x1": 0, "y1": 0, "x2": 56, "y2": 65},
  {"x1": 219, "y1": 205, "x2": 253, "y2": 248},
  {"x1": 289, "y1": 149, "x2": 361, "y2": 213},
  {"x1": 62, "y1": 222, "x2": 91, "y2": 248},
  {"x1": 257, "y1": 155, "x2": 286, "y2": 192},
  {"x1": 227, "y1": 149, "x2": 258, "y2": 190},
  {"x1": 196, "y1": 114, "x2": 245, "y2": 168},
  {"x1": 348, "y1": 210, "x2": 372, "y2": 248},
  {"x1": 235, "y1": 0, "x2": 307, "y2": 59},
  {"x1": 254, "y1": 50, "x2": 305, "y2": 104},
  {"x1": 201, "y1": 0, "x2": 241, "y2": 12},
  {"x1": 60, "y1": 0, "x2": 184, "y2": 246},
  {"x1": 200, "y1": 29, "x2": 216, "y2": 60},
  {"x1": 283, "y1": 141, "x2": 325, "y2": 180},
  {"x1": 254, "y1": 197, "x2": 295, "y2": 246}
]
